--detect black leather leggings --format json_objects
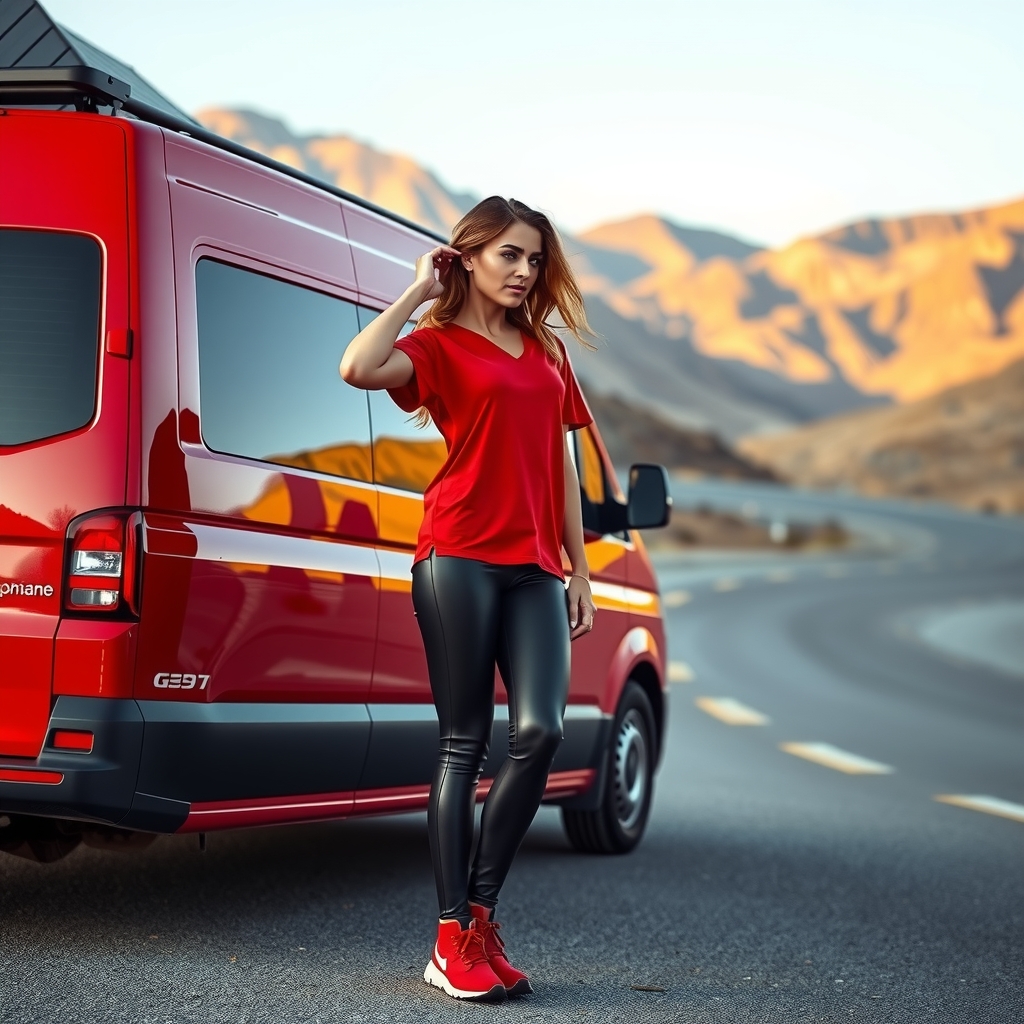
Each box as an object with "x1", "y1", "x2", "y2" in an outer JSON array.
[{"x1": 411, "y1": 550, "x2": 571, "y2": 924}]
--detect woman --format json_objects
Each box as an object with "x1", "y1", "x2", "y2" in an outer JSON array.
[{"x1": 340, "y1": 196, "x2": 597, "y2": 1002}]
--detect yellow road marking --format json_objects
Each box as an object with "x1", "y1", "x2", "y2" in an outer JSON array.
[
  {"x1": 765, "y1": 569, "x2": 794, "y2": 583},
  {"x1": 713, "y1": 578, "x2": 741, "y2": 592},
  {"x1": 780, "y1": 742, "x2": 894, "y2": 775},
  {"x1": 663, "y1": 589, "x2": 692, "y2": 608},
  {"x1": 935, "y1": 794, "x2": 1024, "y2": 824},
  {"x1": 696, "y1": 697, "x2": 770, "y2": 726},
  {"x1": 668, "y1": 660, "x2": 695, "y2": 683}
]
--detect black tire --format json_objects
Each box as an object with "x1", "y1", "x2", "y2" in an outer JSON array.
[{"x1": 561, "y1": 681, "x2": 656, "y2": 854}]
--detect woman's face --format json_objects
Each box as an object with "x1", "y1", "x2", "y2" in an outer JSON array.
[{"x1": 462, "y1": 221, "x2": 544, "y2": 308}]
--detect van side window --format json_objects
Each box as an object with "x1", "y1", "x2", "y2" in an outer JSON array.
[
  {"x1": 360, "y1": 308, "x2": 447, "y2": 494},
  {"x1": 574, "y1": 426, "x2": 606, "y2": 534},
  {"x1": 576, "y1": 427, "x2": 606, "y2": 506},
  {"x1": 573, "y1": 423, "x2": 626, "y2": 540},
  {"x1": 0, "y1": 230, "x2": 101, "y2": 447},
  {"x1": 196, "y1": 259, "x2": 372, "y2": 481}
]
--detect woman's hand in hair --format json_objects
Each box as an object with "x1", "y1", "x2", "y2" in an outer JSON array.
[
  {"x1": 414, "y1": 245, "x2": 461, "y2": 301},
  {"x1": 341, "y1": 247, "x2": 454, "y2": 388}
]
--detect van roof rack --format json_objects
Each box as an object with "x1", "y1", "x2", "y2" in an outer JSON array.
[
  {"x1": 0, "y1": 65, "x2": 127, "y2": 110},
  {"x1": 0, "y1": 2, "x2": 198, "y2": 122},
  {"x1": 0, "y1": 4, "x2": 446, "y2": 242}
]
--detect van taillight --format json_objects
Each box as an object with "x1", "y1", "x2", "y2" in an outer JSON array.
[{"x1": 65, "y1": 511, "x2": 142, "y2": 616}]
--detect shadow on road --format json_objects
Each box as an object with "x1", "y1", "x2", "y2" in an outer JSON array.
[{"x1": 1, "y1": 792, "x2": 1022, "y2": 1023}]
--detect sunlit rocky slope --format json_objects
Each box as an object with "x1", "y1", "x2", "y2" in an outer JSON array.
[
  {"x1": 738, "y1": 357, "x2": 1024, "y2": 514},
  {"x1": 196, "y1": 108, "x2": 1024, "y2": 456},
  {"x1": 577, "y1": 204, "x2": 1024, "y2": 404}
]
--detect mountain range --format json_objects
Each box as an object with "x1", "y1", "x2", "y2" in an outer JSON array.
[
  {"x1": 739, "y1": 356, "x2": 1024, "y2": 515},
  {"x1": 195, "y1": 108, "x2": 1024, "y2": 454}
]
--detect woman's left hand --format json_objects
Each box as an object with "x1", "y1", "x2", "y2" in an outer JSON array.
[{"x1": 567, "y1": 576, "x2": 596, "y2": 641}]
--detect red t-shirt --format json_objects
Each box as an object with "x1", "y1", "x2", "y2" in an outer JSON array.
[{"x1": 387, "y1": 322, "x2": 593, "y2": 578}]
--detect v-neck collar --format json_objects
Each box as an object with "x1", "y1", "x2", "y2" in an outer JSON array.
[{"x1": 447, "y1": 322, "x2": 528, "y2": 361}]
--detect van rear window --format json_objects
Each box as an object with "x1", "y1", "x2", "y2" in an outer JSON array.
[{"x1": 0, "y1": 230, "x2": 101, "y2": 447}]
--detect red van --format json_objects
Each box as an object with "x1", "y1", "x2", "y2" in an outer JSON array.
[{"x1": 0, "y1": 67, "x2": 670, "y2": 864}]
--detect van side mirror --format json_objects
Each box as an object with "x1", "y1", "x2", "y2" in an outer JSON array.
[
  {"x1": 627, "y1": 463, "x2": 672, "y2": 529},
  {"x1": 583, "y1": 463, "x2": 672, "y2": 535}
]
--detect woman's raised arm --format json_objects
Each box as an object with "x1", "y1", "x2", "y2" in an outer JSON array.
[{"x1": 339, "y1": 245, "x2": 460, "y2": 390}]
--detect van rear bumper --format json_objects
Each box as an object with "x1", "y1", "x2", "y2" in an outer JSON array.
[{"x1": 0, "y1": 697, "x2": 145, "y2": 827}]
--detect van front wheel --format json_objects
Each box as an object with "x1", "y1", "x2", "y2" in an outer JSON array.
[{"x1": 561, "y1": 681, "x2": 656, "y2": 854}]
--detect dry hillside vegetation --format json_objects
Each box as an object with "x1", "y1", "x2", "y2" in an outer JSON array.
[
  {"x1": 738, "y1": 358, "x2": 1024, "y2": 514},
  {"x1": 585, "y1": 393, "x2": 774, "y2": 479}
]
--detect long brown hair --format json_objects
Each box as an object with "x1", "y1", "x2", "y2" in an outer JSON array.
[{"x1": 417, "y1": 196, "x2": 595, "y2": 366}]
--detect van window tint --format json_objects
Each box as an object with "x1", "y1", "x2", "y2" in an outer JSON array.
[
  {"x1": 197, "y1": 259, "x2": 372, "y2": 481},
  {"x1": 359, "y1": 308, "x2": 447, "y2": 494},
  {"x1": 574, "y1": 427, "x2": 607, "y2": 535},
  {"x1": 576, "y1": 427, "x2": 606, "y2": 506},
  {"x1": 0, "y1": 230, "x2": 101, "y2": 447}
]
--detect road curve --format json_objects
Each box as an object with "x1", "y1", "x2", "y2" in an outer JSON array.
[{"x1": 1, "y1": 482, "x2": 1022, "y2": 1023}]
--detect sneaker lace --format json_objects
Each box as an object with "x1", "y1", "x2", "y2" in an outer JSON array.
[
  {"x1": 475, "y1": 918, "x2": 506, "y2": 955},
  {"x1": 454, "y1": 923, "x2": 491, "y2": 968}
]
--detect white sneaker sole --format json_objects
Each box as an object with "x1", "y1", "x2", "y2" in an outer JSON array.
[{"x1": 423, "y1": 959, "x2": 506, "y2": 1001}]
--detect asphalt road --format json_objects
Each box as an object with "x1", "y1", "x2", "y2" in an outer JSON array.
[{"x1": 2, "y1": 482, "x2": 1023, "y2": 1024}]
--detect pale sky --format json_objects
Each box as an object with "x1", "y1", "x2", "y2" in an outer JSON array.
[{"x1": 43, "y1": 0, "x2": 1024, "y2": 247}]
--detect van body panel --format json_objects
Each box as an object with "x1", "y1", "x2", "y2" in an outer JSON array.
[
  {"x1": 367, "y1": 401, "x2": 445, "y2": 709},
  {"x1": 356, "y1": 702, "x2": 610, "y2": 794},
  {"x1": 578, "y1": 419, "x2": 667, "y2": 698},
  {"x1": 371, "y1": 546, "x2": 431, "y2": 705},
  {"x1": 560, "y1": 425, "x2": 635, "y2": 707},
  {"x1": 164, "y1": 137, "x2": 358, "y2": 295},
  {"x1": 0, "y1": 611, "x2": 58, "y2": 758},
  {"x1": 342, "y1": 202, "x2": 425, "y2": 303},
  {"x1": 131, "y1": 141, "x2": 378, "y2": 713},
  {"x1": 53, "y1": 620, "x2": 138, "y2": 699},
  {"x1": 135, "y1": 510, "x2": 378, "y2": 705},
  {"x1": 1, "y1": 115, "x2": 667, "y2": 832},
  {"x1": 0, "y1": 112, "x2": 131, "y2": 757},
  {"x1": 130, "y1": 122, "x2": 178, "y2": 512},
  {"x1": 133, "y1": 700, "x2": 370, "y2": 804}
]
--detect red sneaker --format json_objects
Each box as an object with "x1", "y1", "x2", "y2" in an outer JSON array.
[
  {"x1": 423, "y1": 919, "x2": 506, "y2": 1001},
  {"x1": 470, "y1": 903, "x2": 533, "y2": 996}
]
